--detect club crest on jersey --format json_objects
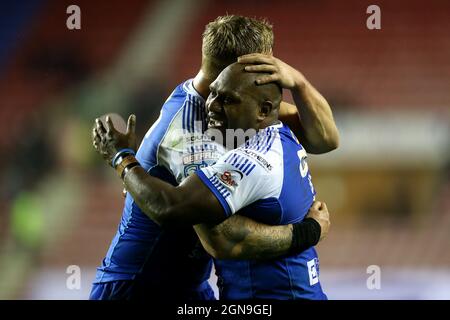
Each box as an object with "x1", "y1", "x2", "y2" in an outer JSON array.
[
  {"x1": 216, "y1": 170, "x2": 243, "y2": 190},
  {"x1": 184, "y1": 163, "x2": 207, "y2": 177}
]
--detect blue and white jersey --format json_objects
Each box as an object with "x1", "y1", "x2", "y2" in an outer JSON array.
[
  {"x1": 196, "y1": 123, "x2": 327, "y2": 300},
  {"x1": 94, "y1": 79, "x2": 222, "y2": 298}
]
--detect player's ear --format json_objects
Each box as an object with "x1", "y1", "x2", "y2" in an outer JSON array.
[{"x1": 257, "y1": 100, "x2": 274, "y2": 121}]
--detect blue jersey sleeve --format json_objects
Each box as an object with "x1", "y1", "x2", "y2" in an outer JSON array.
[{"x1": 135, "y1": 86, "x2": 186, "y2": 170}]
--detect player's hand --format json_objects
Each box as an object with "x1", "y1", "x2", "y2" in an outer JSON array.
[
  {"x1": 92, "y1": 114, "x2": 137, "y2": 166},
  {"x1": 306, "y1": 200, "x2": 331, "y2": 242},
  {"x1": 238, "y1": 53, "x2": 306, "y2": 89}
]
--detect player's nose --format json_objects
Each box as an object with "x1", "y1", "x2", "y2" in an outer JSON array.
[{"x1": 207, "y1": 96, "x2": 222, "y2": 113}]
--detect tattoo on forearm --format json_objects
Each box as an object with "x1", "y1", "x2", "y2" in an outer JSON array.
[{"x1": 217, "y1": 215, "x2": 293, "y2": 260}]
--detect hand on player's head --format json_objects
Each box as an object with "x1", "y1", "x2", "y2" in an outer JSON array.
[{"x1": 238, "y1": 53, "x2": 305, "y2": 89}]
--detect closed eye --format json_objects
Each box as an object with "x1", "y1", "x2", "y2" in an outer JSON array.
[{"x1": 209, "y1": 90, "x2": 217, "y2": 98}]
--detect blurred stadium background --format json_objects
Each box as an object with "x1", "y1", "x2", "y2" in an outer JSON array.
[{"x1": 0, "y1": 0, "x2": 449, "y2": 299}]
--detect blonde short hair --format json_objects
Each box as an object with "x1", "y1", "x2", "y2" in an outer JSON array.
[{"x1": 201, "y1": 15, "x2": 274, "y2": 79}]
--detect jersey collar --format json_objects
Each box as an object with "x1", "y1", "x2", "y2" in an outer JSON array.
[{"x1": 183, "y1": 79, "x2": 206, "y2": 104}]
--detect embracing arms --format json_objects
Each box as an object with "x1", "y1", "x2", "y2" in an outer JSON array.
[
  {"x1": 122, "y1": 163, "x2": 225, "y2": 227},
  {"x1": 92, "y1": 116, "x2": 330, "y2": 260},
  {"x1": 194, "y1": 201, "x2": 329, "y2": 260},
  {"x1": 125, "y1": 163, "x2": 329, "y2": 260},
  {"x1": 124, "y1": 164, "x2": 329, "y2": 259}
]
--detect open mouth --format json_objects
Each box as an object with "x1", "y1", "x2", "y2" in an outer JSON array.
[
  {"x1": 208, "y1": 119, "x2": 224, "y2": 128},
  {"x1": 207, "y1": 113, "x2": 226, "y2": 129}
]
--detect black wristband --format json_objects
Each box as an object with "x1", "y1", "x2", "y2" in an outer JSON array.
[{"x1": 290, "y1": 218, "x2": 322, "y2": 255}]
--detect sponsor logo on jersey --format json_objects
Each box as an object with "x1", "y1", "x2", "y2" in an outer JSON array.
[
  {"x1": 184, "y1": 133, "x2": 213, "y2": 144},
  {"x1": 182, "y1": 151, "x2": 220, "y2": 165},
  {"x1": 242, "y1": 149, "x2": 273, "y2": 171},
  {"x1": 216, "y1": 170, "x2": 243, "y2": 190}
]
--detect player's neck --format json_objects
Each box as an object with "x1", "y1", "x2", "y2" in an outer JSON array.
[
  {"x1": 193, "y1": 70, "x2": 212, "y2": 99},
  {"x1": 259, "y1": 117, "x2": 281, "y2": 130}
]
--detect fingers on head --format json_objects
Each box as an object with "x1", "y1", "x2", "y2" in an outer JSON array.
[
  {"x1": 238, "y1": 53, "x2": 272, "y2": 64},
  {"x1": 256, "y1": 74, "x2": 278, "y2": 85},
  {"x1": 245, "y1": 64, "x2": 277, "y2": 73}
]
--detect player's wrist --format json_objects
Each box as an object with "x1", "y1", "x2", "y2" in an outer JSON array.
[
  {"x1": 292, "y1": 70, "x2": 307, "y2": 91},
  {"x1": 115, "y1": 155, "x2": 140, "y2": 179},
  {"x1": 114, "y1": 154, "x2": 141, "y2": 179},
  {"x1": 289, "y1": 218, "x2": 321, "y2": 255},
  {"x1": 111, "y1": 148, "x2": 136, "y2": 168}
]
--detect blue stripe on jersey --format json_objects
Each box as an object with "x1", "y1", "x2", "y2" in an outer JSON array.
[
  {"x1": 225, "y1": 153, "x2": 235, "y2": 164},
  {"x1": 196, "y1": 170, "x2": 232, "y2": 216},
  {"x1": 211, "y1": 176, "x2": 230, "y2": 198},
  {"x1": 245, "y1": 163, "x2": 257, "y2": 175},
  {"x1": 182, "y1": 99, "x2": 187, "y2": 132},
  {"x1": 189, "y1": 96, "x2": 193, "y2": 131},
  {"x1": 182, "y1": 95, "x2": 203, "y2": 133},
  {"x1": 186, "y1": 97, "x2": 192, "y2": 131},
  {"x1": 258, "y1": 127, "x2": 273, "y2": 152},
  {"x1": 265, "y1": 128, "x2": 277, "y2": 153},
  {"x1": 241, "y1": 161, "x2": 253, "y2": 175},
  {"x1": 244, "y1": 126, "x2": 276, "y2": 155},
  {"x1": 224, "y1": 153, "x2": 233, "y2": 163},
  {"x1": 255, "y1": 130, "x2": 268, "y2": 152},
  {"x1": 232, "y1": 155, "x2": 241, "y2": 166},
  {"x1": 190, "y1": 96, "x2": 195, "y2": 131},
  {"x1": 237, "y1": 158, "x2": 249, "y2": 170},
  {"x1": 222, "y1": 153, "x2": 256, "y2": 176},
  {"x1": 253, "y1": 135, "x2": 260, "y2": 150}
]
